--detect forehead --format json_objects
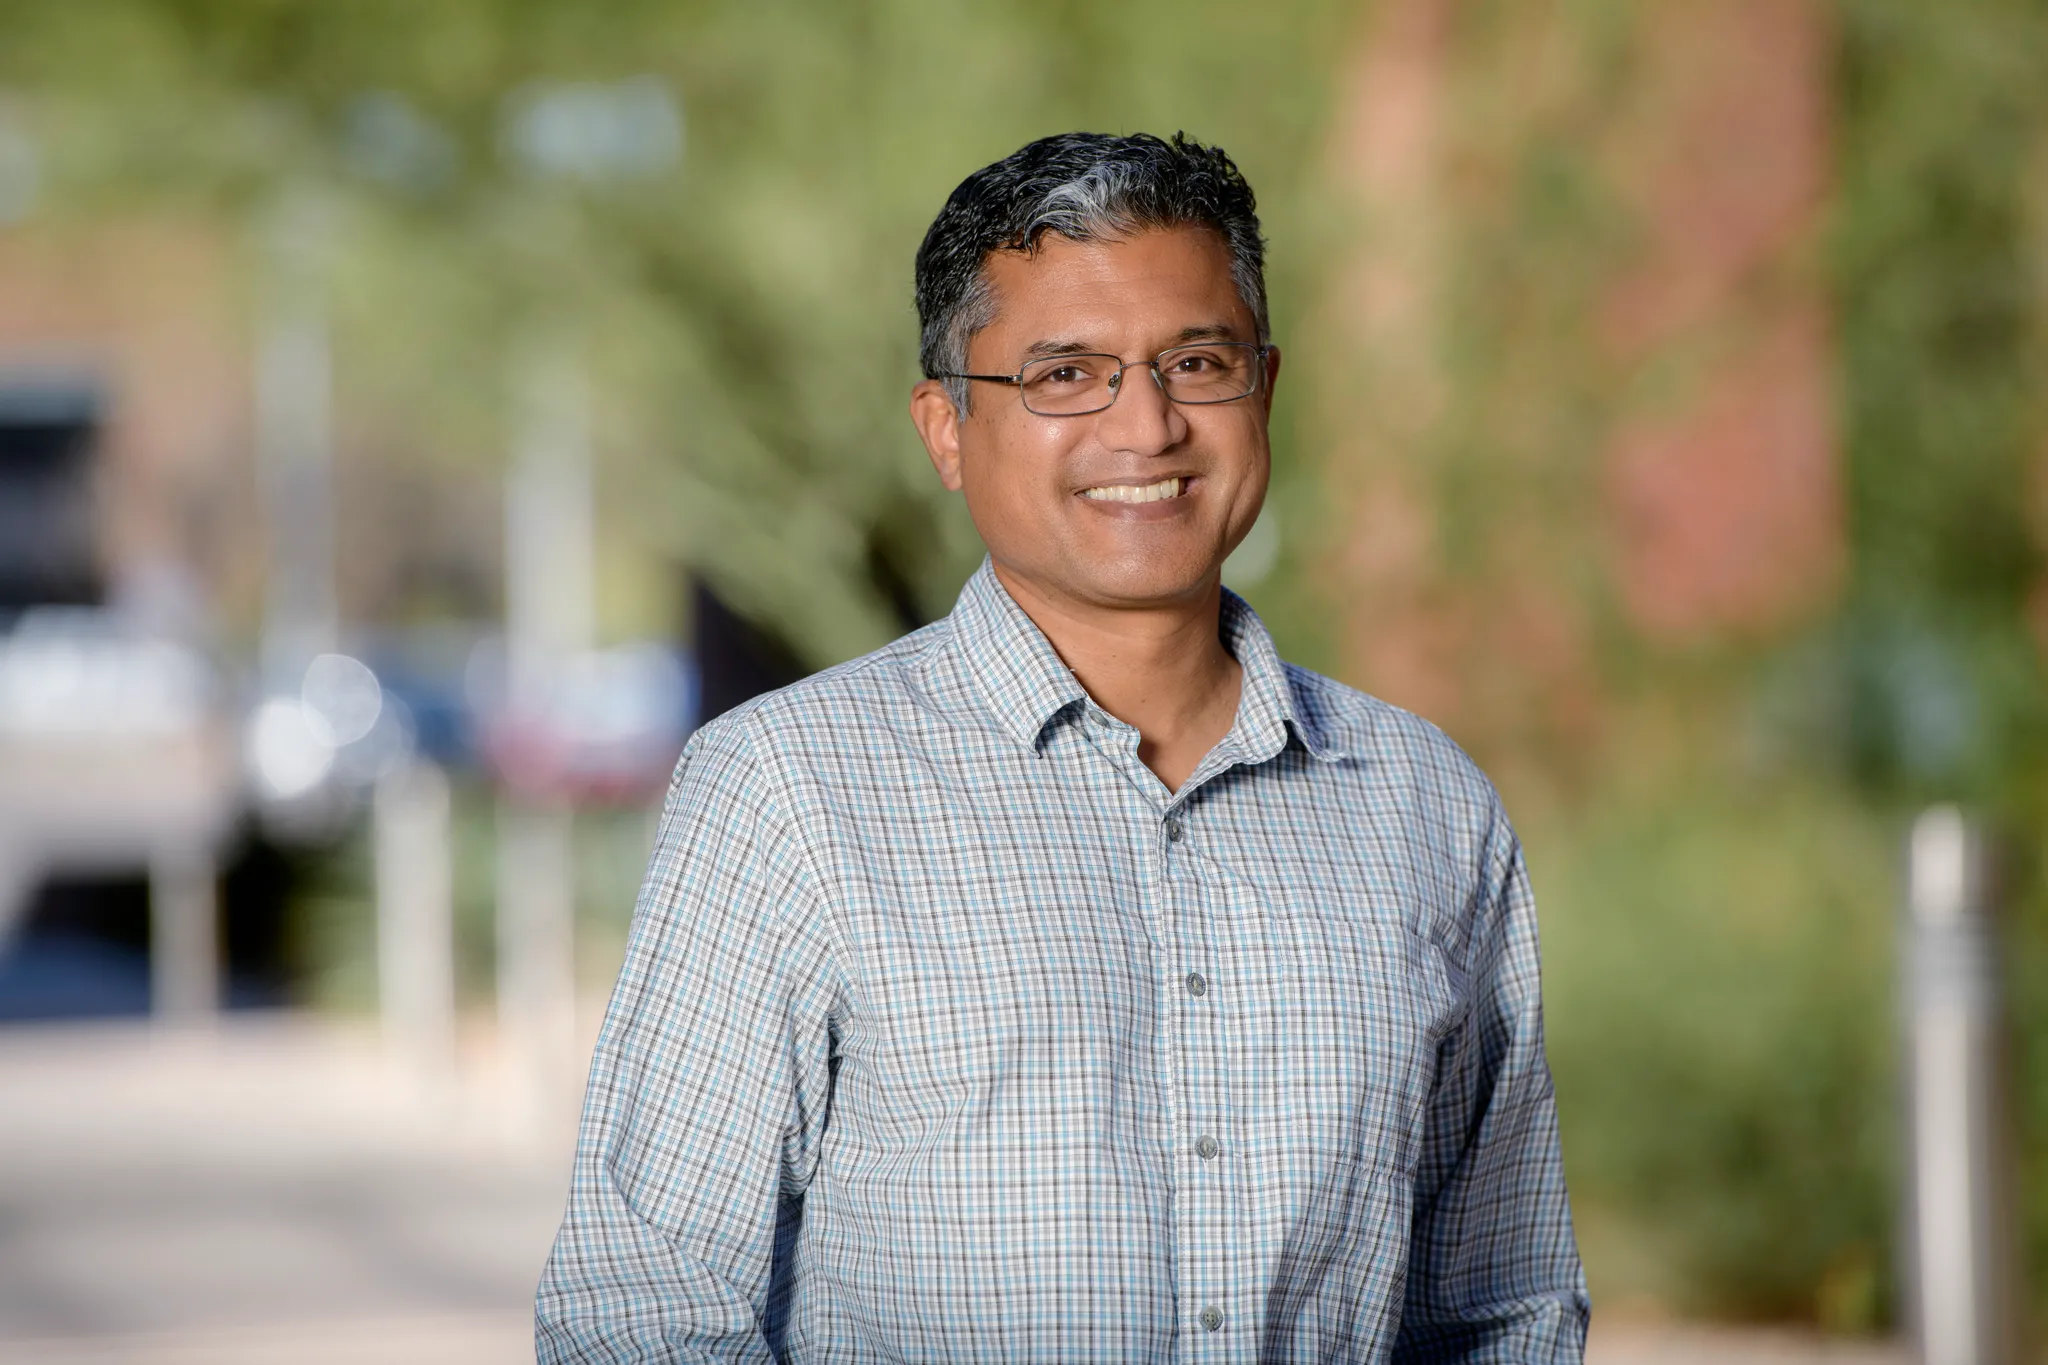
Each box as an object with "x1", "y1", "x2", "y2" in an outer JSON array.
[{"x1": 974, "y1": 227, "x2": 1250, "y2": 346}]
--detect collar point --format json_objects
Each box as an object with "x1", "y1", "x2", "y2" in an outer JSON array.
[{"x1": 1282, "y1": 715, "x2": 1344, "y2": 764}]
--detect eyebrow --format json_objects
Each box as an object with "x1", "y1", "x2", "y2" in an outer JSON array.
[
  {"x1": 1016, "y1": 323, "x2": 1247, "y2": 361},
  {"x1": 1019, "y1": 338, "x2": 1102, "y2": 360}
]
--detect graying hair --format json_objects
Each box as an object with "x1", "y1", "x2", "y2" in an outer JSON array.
[{"x1": 915, "y1": 132, "x2": 1269, "y2": 414}]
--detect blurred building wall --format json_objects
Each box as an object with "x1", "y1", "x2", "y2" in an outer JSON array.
[
  {"x1": 0, "y1": 222, "x2": 253, "y2": 632},
  {"x1": 1599, "y1": 0, "x2": 1838, "y2": 641},
  {"x1": 1318, "y1": 0, "x2": 1838, "y2": 769}
]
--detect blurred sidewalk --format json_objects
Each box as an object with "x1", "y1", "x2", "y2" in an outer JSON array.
[
  {"x1": 1588, "y1": 1326, "x2": 1904, "y2": 1365},
  {"x1": 0, "y1": 1016, "x2": 571, "y2": 1365},
  {"x1": 0, "y1": 1016, "x2": 1908, "y2": 1365}
]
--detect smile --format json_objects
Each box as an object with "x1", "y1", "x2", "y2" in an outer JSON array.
[{"x1": 1079, "y1": 477, "x2": 1190, "y2": 504}]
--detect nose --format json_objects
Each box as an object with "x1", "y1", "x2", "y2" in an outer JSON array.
[{"x1": 1099, "y1": 361, "x2": 1186, "y2": 454}]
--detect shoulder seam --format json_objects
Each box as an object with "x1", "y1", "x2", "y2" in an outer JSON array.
[
  {"x1": 721, "y1": 703, "x2": 853, "y2": 996},
  {"x1": 736, "y1": 620, "x2": 952, "y2": 723}
]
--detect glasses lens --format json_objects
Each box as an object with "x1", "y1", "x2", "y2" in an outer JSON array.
[
  {"x1": 1156, "y1": 343, "x2": 1258, "y2": 404},
  {"x1": 1018, "y1": 354, "x2": 1120, "y2": 415}
]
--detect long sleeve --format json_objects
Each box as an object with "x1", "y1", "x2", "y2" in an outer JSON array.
[
  {"x1": 1394, "y1": 813, "x2": 1590, "y2": 1363},
  {"x1": 536, "y1": 716, "x2": 843, "y2": 1364}
]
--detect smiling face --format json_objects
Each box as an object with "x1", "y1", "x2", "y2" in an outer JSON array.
[{"x1": 911, "y1": 226, "x2": 1280, "y2": 615}]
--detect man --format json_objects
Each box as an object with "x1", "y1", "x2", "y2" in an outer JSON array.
[{"x1": 538, "y1": 131, "x2": 1588, "y2": 1362}]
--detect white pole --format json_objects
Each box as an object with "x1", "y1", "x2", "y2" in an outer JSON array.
[
  {"x1": 497, "y1": 330, "x2": 592, "y2": 1098},
  {"x1": 376, "y1": 760, "x2": 456, "y2": 1080},
  {"x1": 1904, "y1": 807, "x2": 2010, "y2": 1365},
  {"x1": 503, "y1": 333, "x2": 594, "y2": 687},
  {"x1": 255, "y1": 192, "x2": 337, "y2": 691},
  {"x1": 150, "y1": 846, "x2": 217, "y2": 1024},
  {"x1": 496, "y1": 798, "x2": 578, "y2": 1093}
]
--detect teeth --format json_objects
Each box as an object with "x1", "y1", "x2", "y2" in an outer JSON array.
[{"x1": 1081, "y1": 477, "x2": 1186, "y2": 504}]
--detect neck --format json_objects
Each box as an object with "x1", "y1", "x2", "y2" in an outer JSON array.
[{"x1": 991, "y1": 562, "x2": 1243, "y2": 793}]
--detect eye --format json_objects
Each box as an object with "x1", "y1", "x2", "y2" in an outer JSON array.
[
  {"x1": 1171, "y1": 350, "x2": 1224, "y2": 373},
  {"x1": 1043, "y1": 364, "x2": 1089, "y2": 386}
]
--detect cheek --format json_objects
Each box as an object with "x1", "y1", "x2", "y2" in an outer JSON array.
[
  {"x1": 1196, "y1": 415, "x2": 1271, "y2": 487},
  {"x1": 961, "y1": 418, "x2": 1072, "y2": 516}
]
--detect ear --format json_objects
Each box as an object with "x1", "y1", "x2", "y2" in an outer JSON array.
[
  {"x1": 910, "y1": 379, "x2": 967, "y2": 492},
  {"x1": 1259, "y1": 345, "x2": 1282, "y2": 418}
]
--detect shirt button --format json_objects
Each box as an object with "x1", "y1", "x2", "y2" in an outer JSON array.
[
  {"x1": 1091, "y1": 708, "x2": 1113, "y2": 727},
  {"x1": 1164, "y1": 815, "x2": 1185, "y2": 843},
  {"x1": 1199, "y1": 1306, "x2": 1224, "y2": 1332},
  {"x1": 1195, "y1": 1134, "x2": 1220, "y2": 1160},
  {"x1": 1185, "y1": 971, "x2": 1208, "y2": 997}
]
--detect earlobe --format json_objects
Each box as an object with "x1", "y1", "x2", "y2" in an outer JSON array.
[{"x1": 910, "y1": 380, "x2": 967, "y2": 492}]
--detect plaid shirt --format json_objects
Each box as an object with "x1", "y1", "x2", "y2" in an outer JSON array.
[{"x1": 537, "y1": 559, "x2": 1587, "y2": 1363}]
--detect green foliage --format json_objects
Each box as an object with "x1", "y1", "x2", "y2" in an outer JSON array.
[
  {"x1": 286, "y1": 823, "x2": 377, "y2": 1015},
  {"x1": 1832, "y1": 0, "x2": 2048, "y2": 804},
  {"x1": 0, "y1": 0, "x2": 1354, "y2": 663},
  {"x1": 1536, "y1": 784, "x2": 1896, "y2": 1325}
]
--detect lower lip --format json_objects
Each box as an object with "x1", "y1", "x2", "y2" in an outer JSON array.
[{"x1": 1076, "y1": 481, "x2": 1198, "y2": 520}]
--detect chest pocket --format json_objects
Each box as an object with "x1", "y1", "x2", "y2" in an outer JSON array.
[{"x1": 1201, "y1": 859, "x2": 1466, "y2": 1181}]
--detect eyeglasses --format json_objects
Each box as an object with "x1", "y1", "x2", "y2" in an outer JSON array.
[{"x1": 940, "y1": 341, "x2": 1269, "y2": 417}]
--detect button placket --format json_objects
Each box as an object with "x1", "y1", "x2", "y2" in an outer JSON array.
[
  {"x1": 1149, "y1": 775, "x2": 1202, "y2": 1357},
  {"x1": 1169, "y1": 805, "x2": 1233, "y2": 1354}
]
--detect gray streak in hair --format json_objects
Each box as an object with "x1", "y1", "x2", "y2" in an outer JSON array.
[{"x1": 915, "y1": 132, "x2": 1269, "y2": 414}]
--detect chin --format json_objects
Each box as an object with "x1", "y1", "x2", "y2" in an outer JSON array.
[{"x1": 1067, "y1": 554, "x2": 1219, "y2": 608}]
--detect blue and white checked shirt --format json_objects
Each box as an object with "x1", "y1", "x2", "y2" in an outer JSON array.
[{"x1": 538, "y1": 559, "x2": 1587, "y2": 1362}]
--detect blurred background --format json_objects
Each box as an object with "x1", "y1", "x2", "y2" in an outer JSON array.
[{"x1": 0, "y1": 1, "x2": 2042, "y2": 1361}]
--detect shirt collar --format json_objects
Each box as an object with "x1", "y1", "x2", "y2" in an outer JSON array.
[
  {"x1": 946, "y1": 557, "x2": 1341, "y2": 764},
  {"x1": 1217, "y1": 584, "x2": 1342, "y2": 765},
  {"x1": 947, "y1": 559, "x2": 1089, "y2": 752}
]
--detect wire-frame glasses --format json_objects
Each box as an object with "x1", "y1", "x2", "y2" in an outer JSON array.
[{"x1": 940, "y1": 341, "x2": 1269, "y2": 416}]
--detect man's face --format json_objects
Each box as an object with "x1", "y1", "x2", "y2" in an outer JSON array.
[{"x1": 911, "y1": 226, "x2": 1279, "y2": 613}]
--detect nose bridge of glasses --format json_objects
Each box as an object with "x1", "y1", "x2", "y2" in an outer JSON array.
[{"x1": 1106, "y1": 358, "x2": 1166, "y2": 395}]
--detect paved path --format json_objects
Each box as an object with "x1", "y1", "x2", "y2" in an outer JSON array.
[
  {"x1": 1588, "y1": 1326, "x2": 1905, "y2": 1365},
  {"x1": 0, "y1": 1018, "x2": 570, "y2": 1364},
  {"x1": 0, "y1": 1016, "x2": 1908, "y2": 1364}
]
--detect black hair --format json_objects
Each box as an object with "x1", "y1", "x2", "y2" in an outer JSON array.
[{"x1": 914, "y1": 131, "x2": 1268, "y2": 409}]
